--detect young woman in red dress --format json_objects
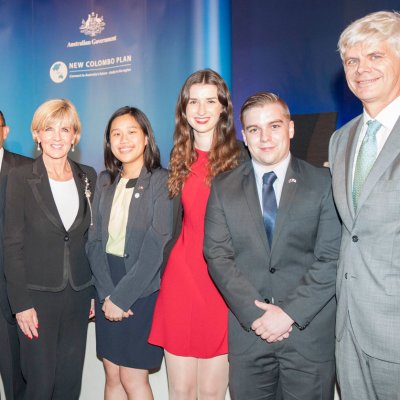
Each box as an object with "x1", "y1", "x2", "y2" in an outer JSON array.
[{"x1": 149, "y1": 69, "x2": 243, "y2": 399}]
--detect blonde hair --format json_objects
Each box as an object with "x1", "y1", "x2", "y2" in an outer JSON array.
[
  {"x1": 338, "y1": 11, "x2": 400, "y2": 60},
  {"x1": 31, "y1": 99, "x2": 81, "y2": 143}
]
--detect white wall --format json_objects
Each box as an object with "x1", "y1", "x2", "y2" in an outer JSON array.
[{"x1": 1, "y1": 323, "x2": 340, "y2": 399}]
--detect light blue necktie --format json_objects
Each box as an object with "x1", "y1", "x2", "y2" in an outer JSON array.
[
  {"x1": 262, "y1": 172, "x2": 277, "y2": 246},
  {"x1": 352, "y1": 120, "x2": 382, "y2": 210}
]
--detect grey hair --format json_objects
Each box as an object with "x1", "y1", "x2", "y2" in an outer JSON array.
[{"x1": 338, "y1": 11, "x2": 400, "y2": 60}]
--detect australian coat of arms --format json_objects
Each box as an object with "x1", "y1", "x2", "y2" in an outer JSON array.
[{"x1": 80, "y1": 12, "x2": 105, "y2": 37}]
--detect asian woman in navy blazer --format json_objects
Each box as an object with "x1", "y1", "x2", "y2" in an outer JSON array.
[
  {"x1": 86, "y1": 106, "x2": 172, "y2": 399},
  {"x1": 3, "y1": 99, "x2": 96, "y2": 400}
]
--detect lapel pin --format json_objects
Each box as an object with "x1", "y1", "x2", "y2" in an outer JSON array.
[
  {"x1": 138, "y1": 185, "x2": 144, "y2": 190},
  {"x1": 288, "y1": 178, "x2": 297, "y2": 183},
  {"x1": 135, "y1": 193, "x2": 140, "y2": 198}
]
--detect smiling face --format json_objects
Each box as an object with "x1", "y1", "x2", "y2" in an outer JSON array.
[
  {"x1": 343, "y1": 40, "x2": 400, "y2": 116},
  {"x1": 109, "y1": 113, "x2": 148, "y2": 175},
  {"x1": 34, "y1": 119, "x2": 76, "y2": 162},
  {"x1": 242, "y1": 103, "x2": 294, "y2": 168},
  {"x1": 185, "y1": 83, "x2": 223, "y2": 145}
]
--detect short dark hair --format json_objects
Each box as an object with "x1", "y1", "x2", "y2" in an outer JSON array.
[
  {"x1": 104, "y1": 106, "x2": 161, "y2": 183},
  {"x1": 240, "y1": 92, "x2": 290, "y2": 126},
  {"x1": 0, "y1": 110, "x2": 5, "y2": 126}
]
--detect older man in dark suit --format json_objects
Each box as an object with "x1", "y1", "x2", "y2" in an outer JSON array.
[
  {"x1": 204, "y1": 93, "x2": 341, "y2": 400},
  {"x1": 0, "y1": 110, "x2": 31, "y2": 399}
]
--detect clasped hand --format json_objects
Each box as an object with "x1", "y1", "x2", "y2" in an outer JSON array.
[
  {"x1": 251, "y1": 300, "x2": 293, "y2": 343},
  {"x1": 102, "y1": 296, "x2": 133, "y2": 321}
]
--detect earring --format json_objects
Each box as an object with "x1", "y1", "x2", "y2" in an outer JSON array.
[
  {"x1": 71, "y1": 141, "x2": 75, "y2": 152},
  {"x1": 37, "y1": 141, "x2": 41, "y2": 151}
]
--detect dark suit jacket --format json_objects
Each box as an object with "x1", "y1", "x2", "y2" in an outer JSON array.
[
  {"x1": 3, "y1": 155, "x2": 96, "y2": 314},
  {"x1": 204, "y1": 157, "x2": 341, "y2": 362},
  {"x1": 0, "y1": 150, "x2": 32, "y2": 322},
  {"x1": 86, "y1": 167, "x2": 172, "y2": 311}
]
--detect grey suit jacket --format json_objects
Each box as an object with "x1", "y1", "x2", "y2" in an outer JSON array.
[
  {"x1": 329, "y1": 114, "x2": 400, "y2": 363},
  {"x1": 204, "y1": 157, "x2": 341, "y2": 361},
  {"x1": 86, "y1": 167, "x2": 172, "y2": 311},
  {"x1": 0, "y1": 150, "x2": 32, "y2": 322}
]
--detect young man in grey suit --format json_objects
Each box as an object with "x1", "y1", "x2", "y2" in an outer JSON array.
[
  {"x1": 329, "y1": 11, "x2": 400, "y2": 400},
  {"x1": 0, "y1": 110, "x2": 31, "y2": 399},
  {"x1": 204, "y1": 92, "x2": 341, "y2": 399}
]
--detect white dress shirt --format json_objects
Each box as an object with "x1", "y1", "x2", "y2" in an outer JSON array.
[
  {"x1": 0, "y1": 147, "x2": 4, "y2": 171},
  {"x1": 49, "y1": 178, "x2": 79, "y2": 231},
  {"x1": 352, "y1": 96, "x2": 400, "y2": 184},
  {"x1": 252, "y1": 152, "x2": 291, "y2": 211}
]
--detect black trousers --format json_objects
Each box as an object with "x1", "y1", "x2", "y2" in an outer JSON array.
[
  {"x1": 0, "y1": 312, "x2": 25, "y2": 400},
  {"x1": 17, "y1": 284, "x2": 92, "y2": 400}
]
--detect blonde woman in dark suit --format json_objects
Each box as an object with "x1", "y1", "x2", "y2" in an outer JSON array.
[{"x1": 3, "y1": 99, "x2": 96, "y2": 400}]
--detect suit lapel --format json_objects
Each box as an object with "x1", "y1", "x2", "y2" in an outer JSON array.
[
  {"x1": 125, "y1": 167, "x2": 151, "y2": 245},
  {"x1": 68, "y1": 161, "x2": 89, "y2": 232},
  {"x1": 242, "y1": 162, "x2": 270, "y2": 253},
  {"x1": 100, "y1": 175, "x2": 119, "y2": 247},
  {"x1": 345, "y1": 117, "x2": 363, "y2": 219},
  {"x1": 1, "y1": 150, "x2": 14, "y2": 178},
  {"x1": 28, "y1": 156, "x2": 64, "y2": 230},
  {"x1": 27, "y1": 157, "x2": 90, "y2": 232},
  {"x1": 356, "y1": 116, "x2": 400, "y2": 213},
  {"x1": 272, "y1": 157, "x2": 299, "y2": 251}
]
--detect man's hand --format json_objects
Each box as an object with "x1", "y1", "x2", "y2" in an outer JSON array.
[
  {"x1": 251, "y1": 300, "x2": 294, "y2": 342},
  {"x1": 102, "y1": 296, "x2": 133, "y2": 321}
]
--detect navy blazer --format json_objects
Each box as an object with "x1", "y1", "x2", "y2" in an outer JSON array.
[
  {"x1": 0, "y1": 150, "x2": 32, "y2": 322},
  {"x1": 3, "y1": 156, "x2": 96, "y2": 314},
  {"x1": 86, "y1": 166, "x2": 172, "y2": 311}
]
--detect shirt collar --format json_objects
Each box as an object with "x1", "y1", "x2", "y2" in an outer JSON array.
[
  {"x1": 363, "y1": 96, "x2": 400, "y2": 131},
  {"x1": 0, "y1": 147, "x2": 4, "y2": 171},
  {"x1": 252, "y1": 152, "x2": 291, "y2": 184}
]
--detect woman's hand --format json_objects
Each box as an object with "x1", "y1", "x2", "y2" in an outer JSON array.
[
  {"x1": 16, "y1": 308, "x2": 39, "y2": 339},
  {"x1": 102, "y1": 296, "x2": 133, "y2": 321},
  {"x1": 89, "y1": 299, "x2": 95, "y2": 319}
]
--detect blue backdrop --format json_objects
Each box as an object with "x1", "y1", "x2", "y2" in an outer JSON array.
[
  {"x1": 0, "y1": 0, "x2": 231, "y2": 170},
  {"x1": 232, "y1": 0, "x2": 400, "y2": 130},
  {"x1": 1, "y1": 0, "x2": 399, "y2": 169}
]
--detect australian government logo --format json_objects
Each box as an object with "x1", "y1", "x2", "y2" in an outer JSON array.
[
  {"x1": 51, "y1": 11, "x2": 132, "y2": 83},
  {"x1": 80, "y1": 12, "x2": 105, "y2": 37},
  {"x1": 67, "y1": 12, "x2": 117, "y2": 48}
]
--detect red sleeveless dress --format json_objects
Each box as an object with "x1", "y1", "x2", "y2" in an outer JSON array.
[{"x1": 148, "y1": 149, "x2": 228, "y2": 357}]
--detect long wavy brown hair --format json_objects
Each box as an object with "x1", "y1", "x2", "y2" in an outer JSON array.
[{"x1": 168, "y1": 69, "x2": 241, "y2": 197}]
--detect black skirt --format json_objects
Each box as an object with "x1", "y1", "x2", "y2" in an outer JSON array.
[{"x1": 95, "y1": 254, "x2": 163, "y2": 369}]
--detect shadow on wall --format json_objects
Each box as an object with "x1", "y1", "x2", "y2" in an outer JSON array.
[
  {"x1": 331, "y1": 68, "x2": 362, "y2": 128},
  {"x1": 291, "y1": 111, "x2": 338, "y2": 167}
]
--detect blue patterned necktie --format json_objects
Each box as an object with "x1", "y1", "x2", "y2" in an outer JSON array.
[
  {"x1": 352, "y1": 119, "x2": 382, "y2": 210},
  {"x1": 262, "y1": 172, "x2": 277, "y2": 246}
]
